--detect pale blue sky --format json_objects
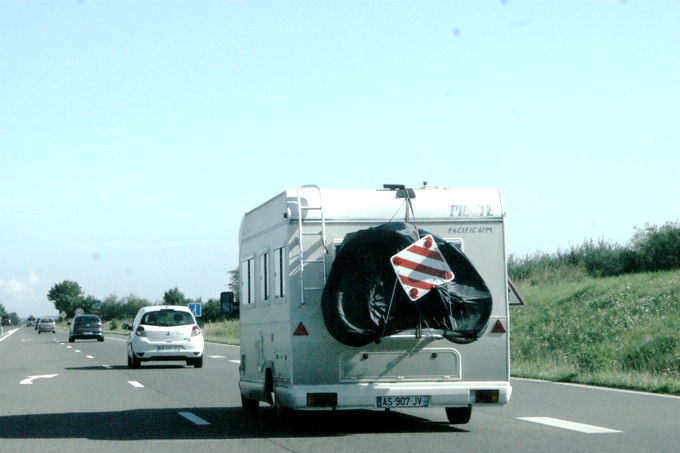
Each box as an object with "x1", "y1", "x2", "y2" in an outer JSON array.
[{"x1": 2, "y1": 0, "x2": 678, "y2": 317}]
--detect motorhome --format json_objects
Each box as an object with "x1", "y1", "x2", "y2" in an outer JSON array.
[{"x1": 236, "y1": 184, "x2": 512, "y2": 424}]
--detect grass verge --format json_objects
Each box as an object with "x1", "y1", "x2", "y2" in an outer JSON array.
[{"x1": 510, "y1": 270, "x2": 680, "y2": 395}]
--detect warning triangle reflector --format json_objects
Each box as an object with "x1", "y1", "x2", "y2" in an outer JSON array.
[
  {"x1": 491, "y1": 320, "x2": 506, "y2": 334},
  {"x1": 293, "y1": 322, "x2": 309, "y2": 336}
]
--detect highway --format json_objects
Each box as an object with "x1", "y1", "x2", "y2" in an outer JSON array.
[{"x1": 1, "y1": 326, "x2": 678, "y2": 452}]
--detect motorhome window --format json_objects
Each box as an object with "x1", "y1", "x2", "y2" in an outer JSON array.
[
  {"x1": 241, "y1": 258, "x2": 255, "y2": 305},
  {"x1": 260, "y1": 252, "x2": 269, "y2": 303},
  {"x1": 274, "y1": 246, "x2": 286, "y2": 298}
]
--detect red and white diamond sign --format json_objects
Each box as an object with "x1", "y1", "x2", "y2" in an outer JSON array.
[{"x1": 390, "y1": 235, "x2": 454, "y2": 301}]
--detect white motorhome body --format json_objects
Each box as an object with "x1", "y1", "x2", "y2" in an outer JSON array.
[{"x1": 238, "y1": 185, "x2": 511, "y2": 423}]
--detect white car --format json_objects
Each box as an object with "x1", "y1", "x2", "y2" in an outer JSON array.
[{"x1": 123, "y1": 305, "x2": 204, "y2": 368}]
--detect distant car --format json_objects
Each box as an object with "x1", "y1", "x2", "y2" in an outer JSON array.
[
  {"x1": 26, "y1": 316, "x2": 37, "y2": 327},
  {"x1": 68, "y1": 314, "x2": 104, "y2": 342},
  {"x1": 1, "y1": 316, "x2": 11, "y2": 326},
  {"x1": 123, "y1": 305, "x2": 204, "y2": 368},
  {"x1": 37, "y1": 317, "x2": 56, "y2": 334}
]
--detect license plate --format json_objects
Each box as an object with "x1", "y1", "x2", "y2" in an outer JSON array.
[
  {"x1": 376, "y1": 395, "x2": 430, "y2": 408},
  {"x1": 156, "y1": 346, "x2": 182, "y2": 352}
]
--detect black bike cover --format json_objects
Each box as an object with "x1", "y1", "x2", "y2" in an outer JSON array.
[{"x1": 321, "y1": 222, "x2": 492, "y2": 347}]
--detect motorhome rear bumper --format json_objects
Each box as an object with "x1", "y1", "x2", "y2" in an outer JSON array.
[{"x1": 274, "y1": 381, "x2": 512, "y2": 411}]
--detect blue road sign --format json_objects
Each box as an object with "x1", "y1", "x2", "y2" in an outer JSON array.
[{"x1": 188, "y1": 303, "x2": 202, "y2": 317}]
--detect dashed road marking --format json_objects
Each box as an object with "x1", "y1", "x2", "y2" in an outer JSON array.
[
  {"x1": 178, "y1": 411, "x2": 210, "y2": 426},
  {"x1": 128, "y1": 381, "x2": 144, "y2": 388},
  {"x1": 102, "y1": 365, "x2": 113, "y2": 369},
  {"x1": 518, "y1": 417, "x2": 622, "y2": 433}
]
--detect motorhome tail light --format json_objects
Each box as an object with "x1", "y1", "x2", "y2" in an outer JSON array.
[
  {"x1": 135, "y1": 326, "x2": 146, "y2": 337},
  {"x1": 475, "y1": 390, "x2": 499, "y2": 404},
  {"x1": 293, "y1": 322, "x2": 309, "y2": 336},
  {"x1": 306, "y1": 392, "x2": 337, "y2": 407},
  {"x1": 491, "y1": 320, "x2": 506, "y2": 334},
  {"x1": 191, "y1": 325, "x2": 202, "y2": 337}
]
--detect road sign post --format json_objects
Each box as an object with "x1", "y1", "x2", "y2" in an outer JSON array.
[{"x1": 508, "y1": 279, "x2": 525, "y2": 307}]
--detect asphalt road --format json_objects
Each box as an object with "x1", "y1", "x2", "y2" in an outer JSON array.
[{"x1": 1, "y1": 326, "x2": 678, "y2": 453}]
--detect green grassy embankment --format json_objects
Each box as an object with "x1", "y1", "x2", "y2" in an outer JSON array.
[{"x1": 510, "y1": 270, "x2": 679, "y2": 395}]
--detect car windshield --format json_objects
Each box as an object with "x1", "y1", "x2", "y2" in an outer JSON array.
[{"x1": 141, "y1": 310, "x2": 193, "y2": 327}]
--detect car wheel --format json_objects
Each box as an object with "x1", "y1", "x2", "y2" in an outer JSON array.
[
  {"x1": 193, "y1": 356, "x2": 203, "y2": 368},
  {"x1": 69, "y1": 336, "x2": 74, "y2": 343},
  {"x1": 97, "y1": 337, "x2": 104, "y2": 342},
  {"x1": 127, "y1": 354, "x2": 133, "y2": 368},
  {"x1": 131, "y1": 354, "x2": 141, "y2": 369}
]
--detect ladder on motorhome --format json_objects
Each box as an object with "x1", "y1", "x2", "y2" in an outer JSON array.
[{"x1": 296, "y1": 185, "x2": 328, "y2": 306}]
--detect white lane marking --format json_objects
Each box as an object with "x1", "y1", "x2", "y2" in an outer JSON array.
[
  {"x1": 20, "y1": 374, "x2": 58, "y2": 385},
  {"x1": 513, "y1": 377, "x2": 680, "y2": 400},
  {"x1": 178, "y1": 411, "x2": 210, "y2": 426},
  {"x1": 102, "y1": 365, "x2": 113, "y2": 369},
  {"x1": 229, "y1": 360, "x2": 241, "y2": 364},
  {"x1": 0, "y1": 329, "x2": 19, "y2": 342},
  {"x1": 86, "y1": 355, "x2": 95, "y2": 359},
  {"x1": 207, "y1": 355, "x2": 225, "y2": 359},
  {"x1": 75, "y1": 350, "x2": 81, "y2": 353},
  {"x1": 518, "y1": 417, "x2": 622, "y2": 433},
  {"x1": 128, "y1": 381, "x2": 144, "y2": 388}
]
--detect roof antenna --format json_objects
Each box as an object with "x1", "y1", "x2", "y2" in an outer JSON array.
[{"x1": 383, "y1": 184, "x2": 416, "y2": 223}]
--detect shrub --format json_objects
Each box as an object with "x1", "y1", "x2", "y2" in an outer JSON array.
[
  {"x1": 509, "y1": 221, "x2": 680, "y2": 283},
  {"x1": 631, "y1": 221, "x2": 680, "y2": 272}
]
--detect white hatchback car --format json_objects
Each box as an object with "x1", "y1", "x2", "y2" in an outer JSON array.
[{"x1": 124, "y1": 305, "x2": 204, "y2": 368}]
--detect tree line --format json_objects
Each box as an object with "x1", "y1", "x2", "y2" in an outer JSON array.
[
  {"x1": 509, "y1": 221, "x2": 680, "y2": 284},
  {"x1": 47, "y1": 269, "x2": 240, "y2": 323}
]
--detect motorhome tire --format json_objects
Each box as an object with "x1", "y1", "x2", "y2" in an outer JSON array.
[
  {"x1": 445, "y1": 406, "x2": 472, "y2": 424},
  {"x1": 241, "y1": 394, "x2": 259, "y2": 412}
]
